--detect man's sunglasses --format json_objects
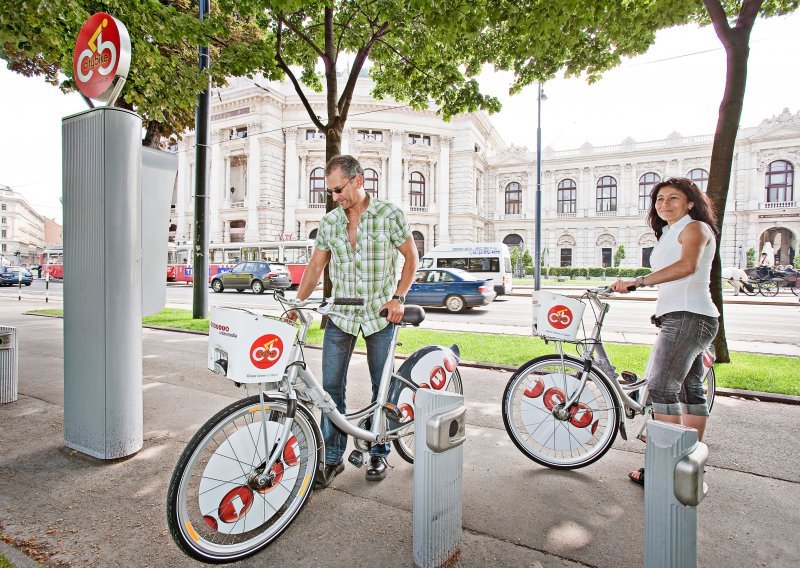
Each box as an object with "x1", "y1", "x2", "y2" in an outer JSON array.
[{"x1": 325, "y1": 175, "x2": 357, "y2": 195}]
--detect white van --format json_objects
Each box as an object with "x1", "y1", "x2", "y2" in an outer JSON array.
[{"x1": 420, "y1": 242, "x2": 513, "y2": 295}]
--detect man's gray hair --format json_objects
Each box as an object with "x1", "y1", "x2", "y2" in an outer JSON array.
[{"x1": 325, "y1": 154, "x2": 363, "y2": 178}]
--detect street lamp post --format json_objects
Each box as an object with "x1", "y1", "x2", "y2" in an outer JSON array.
[{"x1": 534, "y1": 83, "x2": 546, "y2": 290}]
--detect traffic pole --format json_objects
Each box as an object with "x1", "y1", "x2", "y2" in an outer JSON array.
[{"x1": 45, "y1": 267, "x2": 49, "y2": 304}]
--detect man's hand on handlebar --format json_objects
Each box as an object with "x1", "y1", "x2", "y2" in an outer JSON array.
[
  {"x1": 379, "y1": 298, "x2": 405, "y2": 323},
  {"x1": 611, "y1": 278, "x2": 637, "y2": 294}
]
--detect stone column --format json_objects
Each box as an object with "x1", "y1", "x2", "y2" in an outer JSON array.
[
  {"x1": 437, "y1": 137, "x2": 452, "y2": 244},
  {"x1": 209, "y1": 130, "x2": 223, "y2": 243},
  {"x1": 341, "y1": 128, "x2": 351, "y2": 155},
  {"x1": 284, "y1": 128, "x2": 298, "y2": 233},
  {"x1": 389, "y1": 129, "x2": 404, "y2": 204},
  {"x1": 245, "y1": 123, "x2": 262, "y2": 242}
]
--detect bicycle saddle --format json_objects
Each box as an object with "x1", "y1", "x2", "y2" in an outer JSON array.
[{"x1": 379, "y1": 305, "x2": 425, "y2": 326}]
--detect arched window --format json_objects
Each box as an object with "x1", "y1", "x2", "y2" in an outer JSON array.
[
  {"x1": 363, "y1": 168, "x2": 379, "y2": 198},
  {"x1": 409, "y1": 171, "x2": 426, "y2": 207},
  {"x1": 638, "y1": 172, "x2": 660, "y2": 211},
  {"x1": 309, "y1": 228, "x2": 318, "y2": 240},
  {"x1": 557, "y1": 179, "x2": 576, "y2": 214},
  {"x1": 687, "y1": 168, "x2": 709, "y2": 192},
  {"x1": 765, "y1": 160, "x2": 794, "y2": 203},
  {"x1": 309, "y1": 167, "x2": 326, "y2": 205},
  {"x1": 596, "y1": 176, "x2": 617, "y2": 212},
  {"x1": 412, "y1": 230, "x2": 425, "y2": 258},
  {"x1": 505, "y1": 182, "x2": 522, "y2": 214}
]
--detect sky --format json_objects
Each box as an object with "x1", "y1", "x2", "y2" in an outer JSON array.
[{"x1": 2, "y1": 11, "x2": 800, "y2": 225}]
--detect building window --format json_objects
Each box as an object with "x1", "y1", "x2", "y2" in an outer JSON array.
[
  {"x1": 231, "y1": 126, "x2": 247, "y2": 139},
  {"x1": 639, "y1": 172, "x2": 660, "y2": 211},
  {"x1": 687, "y1": 168, "x2": 709, "y2": 191},
  {"x1": 1, "y1": 244, "x2": 5, "y2": 252},
  {"x1": 363, "y1": 168, "x2": 379, "y2": 198},
  {"x1": 1, "y1": 230, "x2": 5, "y2": 238},
  {"x1": 1, "y1": 217, "x2": 5, "y2": 224},
  {"x1": 765, "y1": 160, "x2": 794, "y2": 203},
  {"x1": 642, "y1": 246, "x2": 654, "y2": 268},
  {"x1": 596, "y1": 176, "x2": 617, "y2": 212},
  {"x1": 409, "y1": 171, "x2": 426, "y2": 206},
  {"x1": 601, "y1": 248, "x2": 612, "y2": 268},
  {"x1": 305, "y1": 129, "x2": 325, "y2": 140},
  {"x1": 557, "y1": 179, "x2": 577, "y2": 213},
  {"x1": 408, "y1": 133, "x2": 431, "y2": 146},
  {"x1": 357, "y1": 130, "x2": 383, "y2": 142},
  {"x1": 505, "y1": 182, "x2": 522, "y2": 214},
  {"x1": 309, "y1": 167, "x2": 326, "y2": 205},
  {"x1": 1, "y1": 205, "x2": 5, "y2": 210},
  {"x1": 560, "y1": 248, "x2": 572, "y2": 267}
]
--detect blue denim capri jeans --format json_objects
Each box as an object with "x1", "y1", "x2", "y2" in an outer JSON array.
[{"x1": 645, "y1": 311, "x2": 719, "y2": 417}]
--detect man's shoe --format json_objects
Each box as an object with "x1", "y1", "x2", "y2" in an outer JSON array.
[
  {"x1": 313, "y1": 462, "x2": 344, "y2": 491},
  {"x1": 365, "y1": 456, "x2": 388, "y2": 481}
]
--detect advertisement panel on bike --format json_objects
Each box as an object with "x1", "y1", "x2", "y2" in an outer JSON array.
[
  {"x1": 208, "y1": 307, "x2": 297, "y2": 383},
  {"x1": 531, "y1": 291, "x2": 586, "y2": 342}
]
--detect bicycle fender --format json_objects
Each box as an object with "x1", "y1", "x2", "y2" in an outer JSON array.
[{"x1": 387, "y1": 345, "x2": 461, "y2": 427}]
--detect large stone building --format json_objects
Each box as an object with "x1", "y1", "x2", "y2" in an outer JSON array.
[
  {"x1": 168, "y1": 77, "x2": 799, "y2": 268},
  {"x1": 0, "y1": 184, "x2": 46, "y2": 265}
]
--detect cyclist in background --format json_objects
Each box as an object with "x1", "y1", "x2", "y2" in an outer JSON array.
[
  {"x1": 612, "y1": 177, "x2": 719, "y2": 487},
  {"x1": 290, "y1": 155, "x2": 418, "y2": 489}
]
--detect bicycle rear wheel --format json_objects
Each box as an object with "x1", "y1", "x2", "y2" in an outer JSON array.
[
  {"x1": 391, "y1": 368, "x2": 463, "y2": 463},
  {"x1": 167, "y1": 396, "x2": 321, "y2": 563},
  {"x1": 502, "y1": 355, "x2": 619, "y2": 470},
  {"x1": 704, "y1": 367, "x2": 716, "y2": 413}
]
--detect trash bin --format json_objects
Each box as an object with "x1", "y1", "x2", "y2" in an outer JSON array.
[
  {"x1": 0, "y1": 326, "x2": 18, "y2": 404},
  {"x1": 413, "y1": 388, "x2": 466, "y2": 568}
]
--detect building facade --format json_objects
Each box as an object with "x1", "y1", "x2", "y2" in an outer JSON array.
[
  {"x1": 169, "y1": 78, "x2": 799, "y2": 268},
  {"x1": 0, "y1": 184, "x2": 46, "y2": 265}
]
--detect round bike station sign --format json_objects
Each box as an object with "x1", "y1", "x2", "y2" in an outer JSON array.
[{"x1": 73, "y1": 12, "x2": 131, "y2": 102}]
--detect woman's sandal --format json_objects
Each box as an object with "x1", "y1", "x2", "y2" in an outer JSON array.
[{"x1": 628, "y1": 467, "x2": 645, "y2": 486}]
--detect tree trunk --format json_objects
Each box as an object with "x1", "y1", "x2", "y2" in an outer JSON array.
[
  {"x1": 321, "y1": 125, "x2": 343, "y2": 307},
  {"x1": 706, "y1": 29, "x2": 752, "y2": 364}
]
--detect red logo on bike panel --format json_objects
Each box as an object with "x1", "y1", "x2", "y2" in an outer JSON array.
[
  {"x1": 547, "y1": 305, "x2": 573, "y2": 329},
  {"x1": 73, "y1": 13, "x2": 130, "y2": 99},
  {"x1": 430, "y1": 366, "x2": 447, "y2": 390},
  {"x1": 250, "y1": 334, "x2": 284, "y2": 369}
]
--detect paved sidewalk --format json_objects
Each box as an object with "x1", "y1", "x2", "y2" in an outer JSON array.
[{"x1": 0, "y1": 300, "x2": 798, "y2": 567}]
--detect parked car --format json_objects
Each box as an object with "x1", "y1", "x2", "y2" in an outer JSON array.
[
  {"x1": 407, "y1": 268, "x2": 496, "y2": 313},
  {"x1": 0, "y1": 266, "x2": 33, "y2": 286},
  {"x1": 210, "y1": 261, "x2": 291, "y2": 294}
]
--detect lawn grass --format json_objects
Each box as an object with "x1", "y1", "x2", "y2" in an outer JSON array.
[
  {"x1": 29, "y1": 308, "x2": 799, "y2": 396},
  {"x1": 0, "y1": 555, "x2": 15, "y2": 568}
]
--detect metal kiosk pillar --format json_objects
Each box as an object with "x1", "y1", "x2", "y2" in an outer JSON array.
[
  {"x1": 413, "y1": 389, "x2": 467, "y2": 568},
  {"x1": 645, "y1": 420, "x2": 709, "y2": 568}
]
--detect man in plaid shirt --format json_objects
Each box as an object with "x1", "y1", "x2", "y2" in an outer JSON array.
[{"x1": 292, "y1": 155, "x2": 418, "y2": 489}]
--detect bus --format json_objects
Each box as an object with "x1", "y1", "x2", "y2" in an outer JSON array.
[
  {"x1": 420, "y1": 242, "x2": 513, "y2": 295},
  {"x1": 168, "y1": 240, "x2": 314, "y2": 286}
]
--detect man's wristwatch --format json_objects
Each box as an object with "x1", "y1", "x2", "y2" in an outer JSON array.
[
  {"x1": 635, "y1": 276, "x2": 646, "y2": 288},
  {"x1": 392, "y1": 295, "x2": 406, "y2": 304}
]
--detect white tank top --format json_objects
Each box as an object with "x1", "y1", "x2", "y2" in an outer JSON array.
[{"x1": 650, "y1": 214, "x2": 719, "y2": 318}]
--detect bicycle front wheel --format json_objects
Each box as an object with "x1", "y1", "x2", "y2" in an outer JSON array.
[
  {"x1": 392, "y1": 368, "x2": 464, "y2": 464},
  {"x1": 167, "y1": 396, "x2": 321, "y2": 563},
  {"x1": 502, "y1": 355, "x2": 619, "y2": 470}
]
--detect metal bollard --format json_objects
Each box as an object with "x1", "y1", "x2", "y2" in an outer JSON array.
[
  {"x1": 644, "y1": 420, "x2": 709, "y2": 568},
  {"x1": 0, "y1": 326, "x2": 19, "y2": 403},
  {"x1": 413, "y1": 388, "x2": 466, "y2": 568}
]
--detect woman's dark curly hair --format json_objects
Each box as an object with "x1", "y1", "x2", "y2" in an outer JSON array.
[{"x1": 647, "y1": 177, "x2": 718, "y2": 239}]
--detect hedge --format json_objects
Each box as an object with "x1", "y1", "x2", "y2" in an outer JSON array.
[{"x1": 542, "y1": 267, "x2": 652, "y2": 278}]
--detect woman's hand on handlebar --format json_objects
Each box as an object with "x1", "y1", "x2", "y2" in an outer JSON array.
[
  {"x1": 611, "y1": 278, "x2": 637, "y2": 294},
  {"x1": 379, "y1": 298, "x2": 405, "y2": 323}
]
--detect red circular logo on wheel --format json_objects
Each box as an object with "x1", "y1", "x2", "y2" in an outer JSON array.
[
  {"x1": 217, "y1": 486, "x2": 254, "y2": 523},
  {"x1": 547, "y1": 305, "x2": 573, "y2": 329},
  {"x1": 72, "y1": 13, "x2": 130, "y2": 100},
  {"x1": 250, "y1": 334, "x2": 284, "y2": 369}
]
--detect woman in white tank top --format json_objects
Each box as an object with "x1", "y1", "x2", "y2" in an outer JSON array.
[{"x1": 611, "y1": 177, "x2": 719, "y2": 487}]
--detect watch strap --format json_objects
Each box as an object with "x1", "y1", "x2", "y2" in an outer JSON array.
[{"x1": 392, "y1": 295, "x2": 405, "y2": 303}]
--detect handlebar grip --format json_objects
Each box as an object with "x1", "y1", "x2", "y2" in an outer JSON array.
[
  {"x1": 379, "y1": 308, "x2": 388, "y2": 317},
  {"x1": 333, "y1": 297, "x2": 364, "y2": 306},
  {"x1": 627, "y1": 285, "x2": 637, "y2": 292}
]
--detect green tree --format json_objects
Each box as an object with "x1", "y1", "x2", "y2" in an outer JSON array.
[
  {"x1": 522, "y1": 249, "x2": 533, "y2": 274},
  {"x1": 746, "y1": 247, "x2": 756, "y2": 268},
  {"x1": 0, "y1": 0, "x2": 275, "y2": 146},
  {"x1": 613, "y1": 244, "x2": 626, "y2": 268}
]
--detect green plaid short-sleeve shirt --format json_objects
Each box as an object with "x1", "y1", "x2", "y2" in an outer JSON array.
[{"x1": 314, "y1": 197, "x2": 412, "y2": 336}]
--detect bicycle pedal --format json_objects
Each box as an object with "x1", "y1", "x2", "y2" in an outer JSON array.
[
  {"x1": 383, "y1": 403, "x2": 403, "y2": 423},
  {"x1": 625, "y1": 406, "x2": 636, "y2": 420},
  {"x1": 622, "y1": 379, "x2": 648, "y2": 392},
  {"x1": 620, "y1": 371, "x2": 638, "y2": 384},
  {"x1": 348, "y1": 450, "x2": 365, "y2": 468}
]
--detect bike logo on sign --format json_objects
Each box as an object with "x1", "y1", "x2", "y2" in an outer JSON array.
[
  {"x1": 72, "y1": 12, "x2": 131, "y2": 102},
  {"x1": 546, "y1": 305, "x2": 573, "y2": 329}
]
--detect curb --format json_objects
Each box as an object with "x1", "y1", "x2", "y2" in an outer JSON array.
[
  {"x1": 0, "y1": 540, "x2": 41, "y2": 568},
  {"x1": 509, "y1": 289, "x2": 799, "y2": 306},
  {"x1": 24, "y1": 312, "x2": 800, "y2": 406}
]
